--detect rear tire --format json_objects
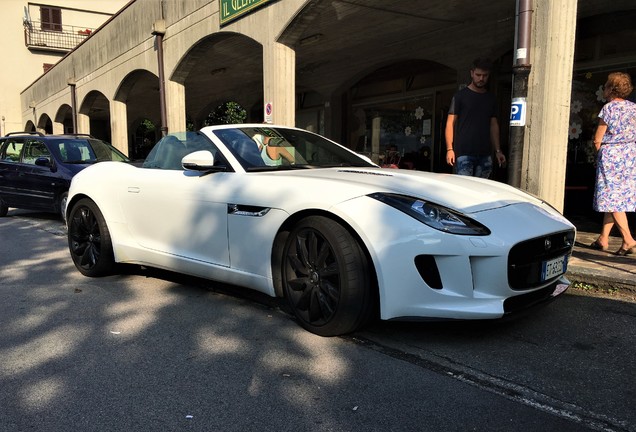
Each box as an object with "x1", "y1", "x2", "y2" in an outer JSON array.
[
  {"x1": 282, "y1": 216, "x2": 373, "y2": 336},
  {"x1": 67, "y1": 198, "x2": 115, "y2": 277}
]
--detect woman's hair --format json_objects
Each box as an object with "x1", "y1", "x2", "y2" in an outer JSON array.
[{"x1": 603, "y1": 72, "x2": 634, "y2": 99}]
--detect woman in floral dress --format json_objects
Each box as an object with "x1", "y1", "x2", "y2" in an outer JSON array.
[{"x1": 591, "y1": 72, "x2": 636, "y2": 255}]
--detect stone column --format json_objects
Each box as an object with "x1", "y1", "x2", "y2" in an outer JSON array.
[
  {"x1": 165, "y1": 80, "x2": 186, "y2": 133},
  {"x1": 52, "y1": 122, "x2": 64, "y2": 134},
  {"x1": 523, "y1": 0, "x2": 578, "y2": 212},
  {"x1": 110, "y1": 99, "x2": 129, "y2": 155},
  {"x1": 77, "y1": 113, "x2": 90, "y2": 135},
  {"x1": 262, "y1": 41, "x2": 295, "y2": 126}
]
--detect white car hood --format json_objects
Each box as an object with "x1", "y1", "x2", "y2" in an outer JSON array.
[{"x1": 267, "y1": 167, "x2": 545, "y2": 214}]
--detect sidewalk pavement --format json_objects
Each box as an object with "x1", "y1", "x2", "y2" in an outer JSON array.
[{"x1": 567, "y1": 229, "x2": 636, "y2": 297}]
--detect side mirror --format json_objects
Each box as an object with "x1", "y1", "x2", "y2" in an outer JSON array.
[
  {"x1": 35, "y1": 156, "x2": 51, "y2": 167},
  {"x1": 182, "y1": 150, "x2": 216, "y2": 171}
]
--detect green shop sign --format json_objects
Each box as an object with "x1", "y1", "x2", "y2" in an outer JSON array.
[{"x1": 220, "y1": 0, "x2": 275, "y2": 25}]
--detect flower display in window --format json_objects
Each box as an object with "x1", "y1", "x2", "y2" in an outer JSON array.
[
  {"x1": 567, "y1": 77, "x2": 607, "y2": 164},
  {"x1": 596, "y1": 85, "x2": 606, "y2": 102},
  {"x1": 568, "y1": 122, "x2": 582, "y2": 140},
  {"x1": 414, "y1": 106, "x2": 424, "y2": 120},
  {"x1": 404, "y1": 126, "x2": 412, "y2": 136}
]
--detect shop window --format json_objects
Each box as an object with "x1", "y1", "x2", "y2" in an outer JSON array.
[
  {"x1": 569, "y1": 67, "x2": 636, "y2": 166},
  {"x1": 569, "y1": 74, "x2": 604, "y2": 166},
  {"x1": 600, "y1": 29, "x2": 636, "y2": 58},
  {"x1": 355, "y1": 96, "x2": 435, "y2": 171},
  {"x1": 575, "y1": 10, "x2": 636, "y2": 63},
  {"x1": 348, "y1": 60, "x2": 456, "y2": 172}
]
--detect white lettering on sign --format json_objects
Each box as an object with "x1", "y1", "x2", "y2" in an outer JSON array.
[{"x1": 510, "y1": 97, "x2": 526, "y2": 127}]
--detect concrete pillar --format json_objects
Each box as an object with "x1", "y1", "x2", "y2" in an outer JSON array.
[
  {"x1": 52, "y1": 122, "x2": 64, "y2": 134},
  {"x1": 523, "y1": 0, "x2": 577, "y2": 212},
  {"x1": 165, "y1": 80, "x2": 186, "y2": 133},
  {"x1": 263, "y1": 41, "x2": 295, "y2": 126},
  {"x1": 110, "y1": 99, "x2": 128, "y2": 155},
  {"x1": 371, "y1": 116, "x2": 381, "y2": 165},
  {"x1": 77, "y1": 113, "x2": 90, "y2": 135}
]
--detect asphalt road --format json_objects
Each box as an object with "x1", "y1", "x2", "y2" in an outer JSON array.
[{"x1": 1, "y1": 210, "x2": 634, "y2": 432}]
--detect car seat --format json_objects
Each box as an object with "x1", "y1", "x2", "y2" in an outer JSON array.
[
  {"x1": 232, "y1": 138, "x2": 266, "y2": 167},
  {"x1": 159, "y1": 136, "x2": 190, "y2": 169},
  {"x1": 65, "y1": 144, "x2": 83, "y2": 162}
]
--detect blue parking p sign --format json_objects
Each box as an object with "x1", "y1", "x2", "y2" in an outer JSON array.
[{"x1": 510, "y1": 98, "x2": 526, "y2": 127}]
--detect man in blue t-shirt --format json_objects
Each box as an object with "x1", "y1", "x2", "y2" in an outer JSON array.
[{"x1": 445, "y1": 58, "x2": 506, "y2": 178}]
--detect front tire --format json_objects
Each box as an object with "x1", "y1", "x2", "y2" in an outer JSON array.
[
  {"x1": 59, "y1": 191, "x2": 69, "y2": 221},
  {"x1": 282, "y1": 216, "x2": 373, "y2": 336},
  {"x1": 67, "y1": 198, "x2": 115, "y2": 277}
]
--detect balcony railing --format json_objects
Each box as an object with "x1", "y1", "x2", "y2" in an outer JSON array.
[{"x1": 24, "y1": 21, "x2": 94, "y2": 52}]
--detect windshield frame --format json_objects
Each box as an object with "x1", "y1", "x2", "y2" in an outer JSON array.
[{"x1": 210, "y1": 126, "x2": 376, "y2": 172}]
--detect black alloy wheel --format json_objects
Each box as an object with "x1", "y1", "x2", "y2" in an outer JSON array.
[
  {"x1": 67, "y1": 198, "x2": 115, "y2": 277},
  {"x1": 282, "y1": 216, "x2": 373, "y2": 336}
]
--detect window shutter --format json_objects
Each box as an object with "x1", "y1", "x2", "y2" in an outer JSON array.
[{"x1": 40, "y1": 7, "x2": 62, "y2": 31}]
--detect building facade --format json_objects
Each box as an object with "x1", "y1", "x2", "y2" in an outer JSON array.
[
  {"x1": 14, "y1": 0, "x2": 636, "y2": 217},
  {"x1": 0, "y1": 0, "x2": 128, "y2": 135}
]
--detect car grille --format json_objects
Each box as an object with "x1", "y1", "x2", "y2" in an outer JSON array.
[
  {"x1": 503, "y1": 280, "x2": 564, "y2": 314},
  {"x1": 508, "y1": 229, "x2": 575, "y2": 290}
]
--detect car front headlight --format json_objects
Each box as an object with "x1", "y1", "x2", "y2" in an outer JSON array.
[{"x1": 369, "y1": 192, "x2": 490, "y2": 236}]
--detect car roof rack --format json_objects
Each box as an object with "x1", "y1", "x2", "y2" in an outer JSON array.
[
  {"x1": 59, "y1": 133, "x2": 96, "y2": 138},
  {"x1": 4, "y1": 131, "x2": 45, "y2": 137}
]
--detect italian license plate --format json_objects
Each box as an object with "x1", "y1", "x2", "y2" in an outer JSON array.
[{"x1": 541, "y1": 255, "x2": 568, "y2": 281}]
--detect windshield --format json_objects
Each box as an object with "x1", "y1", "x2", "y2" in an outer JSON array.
[
  {"x1": 213, "y1": 127, "x2": 375, "y2": 171},
  {"x1": 55, "y1": 138, "x2": 129, "y2": 163},
  {"x1": 88, "y1": 139, "x2": 129, "y2": 162},
  {"x1": 142, "y1": 131, "x2": 226, "y2": 170}
]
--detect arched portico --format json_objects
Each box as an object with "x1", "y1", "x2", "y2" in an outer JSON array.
[
  {"x1": 37, "y1": 114, "x2": 53, "y2": 134},
  {"x1": 79, "y1": 90, "x2": 111, "y2": 144},
  {"x1": 21, "y1": 0, "x2": 625, "y2": 215},
  {"x1": 172, "y1": 32, "x2": 263, "y2": 128},
  {"x1": 54, "y1": 104, "x2": 73, "y2": 135},
  {"x1": 114, "y1": 69, "x2": 161, "y2": 155},
  {"x1": 24, "y1": 120, "x2": 36, "y2": 133}
]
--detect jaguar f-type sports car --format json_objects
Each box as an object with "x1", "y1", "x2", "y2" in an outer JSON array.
[{"x1": 66, "y1": 124, "x2": 575, "y2": 336}]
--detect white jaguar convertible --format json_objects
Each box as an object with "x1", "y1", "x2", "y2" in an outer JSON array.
[{"x1": 66, "y1": 124, "x2": 575, "y2": 336}]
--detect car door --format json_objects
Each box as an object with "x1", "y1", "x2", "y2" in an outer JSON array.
[
  {"x1": 17, "y1": 139, "x2": 59, "y2": 210},
  {"x1": 119, "y1": 165, "x2": 232, "y2": 268},
  {"x1": 0, "y1": 138, "x2": 26, "y2": 207}
]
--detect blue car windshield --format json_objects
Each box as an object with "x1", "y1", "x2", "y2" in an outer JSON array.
[{"x1": 55, "y1": 139, "x2": 129, "y2": 163}]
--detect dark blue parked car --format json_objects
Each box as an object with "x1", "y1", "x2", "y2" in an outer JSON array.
[{"x1": 0, "y1": 132, "x2": 130, "y2": 219}]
